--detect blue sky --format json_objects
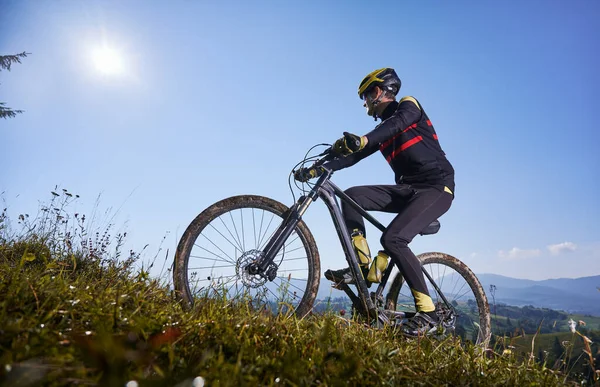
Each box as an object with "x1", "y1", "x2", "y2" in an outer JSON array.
[{"x1": 1, "y1": 0, "x2": 599, "y2": 281}]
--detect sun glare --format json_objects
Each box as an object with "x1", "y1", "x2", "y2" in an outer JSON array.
[{"x1": 91, "y1": 46, "x2": 124, "y2": 75}]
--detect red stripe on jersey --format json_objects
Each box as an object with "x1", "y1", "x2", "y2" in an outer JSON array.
[
  {"x1": 433, "y1": 134, "x2": 438, "y2": 140},
  {"x1": 380, "y1": 123, "x2": 418, "y2": 150},
  {"x1": 385, "y1": 136, "x2": 423, "y2": 162},
  {"x1": 426, "y1": 120, "x2": 432, "y2": 126}
]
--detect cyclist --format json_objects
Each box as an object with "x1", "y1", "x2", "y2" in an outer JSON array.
[{"x1": 294, "y1": 68, "x2": 455, "y2": 337}]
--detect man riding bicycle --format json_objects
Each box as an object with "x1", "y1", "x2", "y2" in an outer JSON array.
[{"x1": 294, "y1": 68, "x2": 455, "y2": 337}]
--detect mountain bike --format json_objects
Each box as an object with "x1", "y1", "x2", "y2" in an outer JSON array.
[{"x1": 173, "y1": 145, "x2": 491, "y2": 346}]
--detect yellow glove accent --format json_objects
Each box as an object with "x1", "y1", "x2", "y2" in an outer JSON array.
[{"x1": 333, "y1": 132, "x2": 366, "y2": 156}]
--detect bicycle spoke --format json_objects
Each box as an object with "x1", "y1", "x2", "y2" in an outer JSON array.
[
  {"x1": 448, "y1": 279, "x2": 466, "y2": 300},
  {"x1": 282, "y1": 235, "x2": 300, "y2": 249},
  {"x1": 264, "y1": 285, "x2": 284, "y2": 302},
  {"x1": 454, "y1": 285, "x2": 473, "y2": 301},
  {"x1": 257, "y1": 213, "x2": 276, "y2": 250},
  {"x1": 279, "y1": 256, "x2": 308, "y2": 262},
  {"x1": 275, "y1": 276, "x2": 308, "y2": 282},
  {"x1": 276, "y1": 244, "x2": 304, "y2": 255},
  {"x1": 194, "y1": 242, "x2": 236, "y2": 265},
  {"x1": 240, "y1": 209, "x2": 245, "y2": 251},
  {"x1": 195, "y1": 274, "x2": 238, "y2": 283},
  {"x1": 218, "y1": 215, "x2": 243, "y2": 252},
  {"x1": 228, "y1": 211, "x2": 244, "y2": 253},
  {"x1": 273, "y1": 283, "x2": 301, "y2": 303},
  {"x1": 252, "y1": 208, "x2": 257, "y2": 249},
  {"x1": 441, "y1": 264, "x2": 448, "y2": 291},
  {"x1": 448, "y1": 272, "x2": 461, "y2": 299},
  {"x1": 277, "y1": 268, "x2": 308, "y2": 273},
  {"x1": 275, "y1": 277, "x2": 307, "y2": 295},
  {"x1": 226, "y1": 280, "x2": 243, "y2": 299},
  {"x1": 190, "y1": 255, "x2": 235, "y2": 264},
  {"x1": 218, "y1": 277, "x2": 239, "y2": 289},
  {"x1": 257, "y1": 209, "x2": 265, "y2": 249},
  {"x1": 189, "y1": 264, "x2": 236, "y2": 270},
  {"x1": 210, "y1": 222, "x2": 243, "y2": 254}
]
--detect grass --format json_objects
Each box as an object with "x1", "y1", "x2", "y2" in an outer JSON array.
[{"x1": 0, "y1": 191, "x2": 596, "y2": 386}]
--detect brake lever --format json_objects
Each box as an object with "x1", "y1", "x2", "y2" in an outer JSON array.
[
  {"x1": 317, "y1": 146, "x2": 333, "y2": 157},
  {"x1": 314, "y1": 147, "x2": 335, "y2": 167}
]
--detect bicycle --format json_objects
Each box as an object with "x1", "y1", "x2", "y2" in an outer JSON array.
[{"x1": 173, "y1": 145, "x2": 491, "y2": 346}]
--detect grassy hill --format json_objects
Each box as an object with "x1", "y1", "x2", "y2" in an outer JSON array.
[{"x1": 0, "y1": 193, "x2": 596, "y2": 386}]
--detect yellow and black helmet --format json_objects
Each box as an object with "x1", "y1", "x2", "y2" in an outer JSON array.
[{"x1": 358, "y1": 67, "x2": 401, "y2": 100}]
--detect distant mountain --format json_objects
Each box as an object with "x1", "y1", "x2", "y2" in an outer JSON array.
[
  {"x1": 466, "y1": 274, "x2": 600, "y2": 316},
  {"x1": 313, "y1": 274, "x2": 600, "y2": 316}
]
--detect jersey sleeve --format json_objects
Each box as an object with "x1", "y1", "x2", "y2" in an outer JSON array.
[
  {"x1": 365, "y1": 97, "x2": 422, "y2": 146},
  {"x1": 322, "y1": 142, "x2": 378, "y2": 171}
]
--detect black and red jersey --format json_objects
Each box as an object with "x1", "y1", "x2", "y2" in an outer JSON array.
[{"x1": 324, "y1": 97, "x2": 455, "y2": 194}]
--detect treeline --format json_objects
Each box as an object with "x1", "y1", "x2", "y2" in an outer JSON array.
[{"x1": 492, "y1": 304, "x2": 571, "y2": 335}]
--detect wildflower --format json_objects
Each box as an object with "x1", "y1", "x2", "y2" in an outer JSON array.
[
  {"x1": 568, "y1": 319, "x2": 577, "y2": 333},
  {"x1": 125, "y1": 381, "x2": 138, "y2": 387},
  {"x1": 5, "y1": 364, "x2": 11, "y2": 372},
  {"x1": 193, "y1": 376, "x2": 205, "y2": 387},
  {"x1": 85, "y1": 331, "x2": 92, "y2": 336},
  {"x1": 40, "y1": 324, "x2": 45, "y2": 328},
  {"x1": 578, "y1": 320, "x2": 586, "y2": 326},
  {"x1": 69, "y1": 285, "x2": 75, "y2": 290}
]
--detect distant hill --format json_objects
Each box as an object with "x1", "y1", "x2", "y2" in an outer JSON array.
[
  {"x1": 315, "y1": 274, "x2": 600, "y2": 316},
  {"x1": 477, "y1": 274, "x2": 600, "y2": 316}
]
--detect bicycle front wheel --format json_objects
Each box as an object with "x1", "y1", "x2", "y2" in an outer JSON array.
[
  {"x1": 174, "y1": 195, "x2": 320, "y2": 318},
  {"x1": 385, "y1": 252, "x2": 491, "y2": 346}
]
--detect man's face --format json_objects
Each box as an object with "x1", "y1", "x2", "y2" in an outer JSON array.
[{"x1": 362, "y1": 87, "x2": 381, "y2": 117}]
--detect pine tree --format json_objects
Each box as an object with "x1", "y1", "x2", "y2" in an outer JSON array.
[{"x1": 0, "y1": 51, "x2": 29, "y2": 119}]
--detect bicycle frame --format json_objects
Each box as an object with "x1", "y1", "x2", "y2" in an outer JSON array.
[{"x1": 255, "y1": 166, "x2": 452, "y2": 323}]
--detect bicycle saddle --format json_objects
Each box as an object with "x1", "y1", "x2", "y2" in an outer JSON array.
[{"x1": 419, "y1": 220, "x2": 440, "y2": 235}]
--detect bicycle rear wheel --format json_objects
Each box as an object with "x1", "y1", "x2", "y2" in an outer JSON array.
[
  {"x1": 174, "y1": 195, "x2": 320, "y2": 318},
  {"x1": 385, "y1": 252, "x2": 491, "y2": 346}
]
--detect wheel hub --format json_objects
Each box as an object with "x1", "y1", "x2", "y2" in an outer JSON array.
[{"x1": 236, "y1": 249, "x2": 271, "y2": 288}]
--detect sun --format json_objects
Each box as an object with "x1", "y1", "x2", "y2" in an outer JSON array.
[{"x1": 91, "y1": 46, "x2": 124, "y2": 75}]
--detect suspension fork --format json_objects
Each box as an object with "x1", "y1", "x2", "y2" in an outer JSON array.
[{"x1": 251, "y1": 176, "x2": 323, "y2": 275}]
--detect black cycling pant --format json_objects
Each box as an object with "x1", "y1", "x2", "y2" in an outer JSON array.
[{"x1": 342, "y1": 184, "x2": 453, "y2": 306}]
